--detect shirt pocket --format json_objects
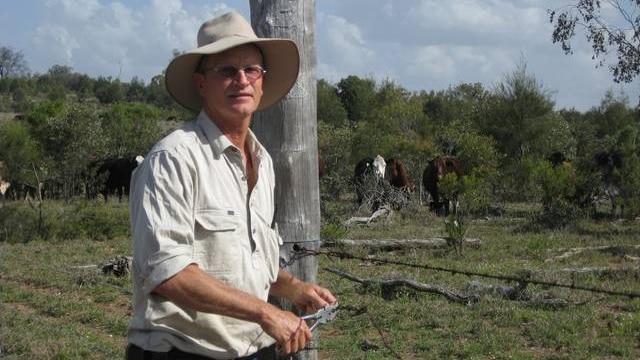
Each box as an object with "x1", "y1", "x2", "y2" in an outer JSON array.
[
  {"x1": 194, "y1": 209, "x2": 241, "y2": 285},
  {"x1": 254, "y1": 221, "x2": 283, "y2": 285}
]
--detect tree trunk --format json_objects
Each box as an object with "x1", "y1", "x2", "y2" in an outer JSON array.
[{"x1": 250, "y1": 1, "x2": 319, "y2": 360}]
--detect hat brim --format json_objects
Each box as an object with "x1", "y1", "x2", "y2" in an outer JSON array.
[{"x1": 165, "y1": 36, "x2": 299, "y2": 112}]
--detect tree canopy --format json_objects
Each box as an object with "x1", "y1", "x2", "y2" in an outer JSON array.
[{"x1": 549, "y1": 0, "x2": 640, "y2": 84}]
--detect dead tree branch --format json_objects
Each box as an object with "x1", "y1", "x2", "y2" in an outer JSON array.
[
  {"x1": 324, "y1": 267, "x2": 478, "y2": 304},
  {"x1": 334, "y1": 238, "x2": 481, "y2": 250},
  {"x1": 545, "y1": 244, "x2": 640, "y2": 263}
]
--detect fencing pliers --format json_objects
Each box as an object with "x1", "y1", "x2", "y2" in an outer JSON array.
[{"x1": 301, "y1": 304, "x2": 339, "y2": 332}]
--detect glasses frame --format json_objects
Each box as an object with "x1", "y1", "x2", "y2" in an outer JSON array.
[{"x1": 202, "y1": 65, "x2": 267, "y2": 82}]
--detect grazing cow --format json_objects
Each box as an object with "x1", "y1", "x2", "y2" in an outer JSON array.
[
  {"x1": 384, "y1": 158, "x2": 415, "y2": 193},
  {"x1": 384, "y1": 157, "x2": 416, "y2": 209},
  {"x1": 354, "y1": 155, "x2": 386, "y2": 210},
  {"x1": 422, "y1": 155, "x2": 462, "y2": 216},
  {"x1": 88, "y1": 155, "x2": 144, "y2": 202},
  {"x1": 547, "y1": 152, "x2": 567, "y2": 167}
]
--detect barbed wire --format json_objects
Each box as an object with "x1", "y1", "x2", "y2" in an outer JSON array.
[{"x1": 283, "y1": 245, "x2": 640, "y2": 299}]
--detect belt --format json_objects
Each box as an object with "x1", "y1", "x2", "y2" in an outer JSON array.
[{"x1": 126, "y1": 344, "x2": 275, "y2": 360}]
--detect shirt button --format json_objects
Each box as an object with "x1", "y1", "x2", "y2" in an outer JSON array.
[
  {"x1": 252, "y1": 228, "x2": 257, "y2": 234},
  {"x1": 241, "y1": 176, "x2": 247, "y2": 181}
]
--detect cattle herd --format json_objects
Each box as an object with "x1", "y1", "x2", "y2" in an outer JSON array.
[
  {"x1": 0, "y1": 155, "x2": 144, "y2": 203},
  {"x1": 1, "y1": 150, "x2": 627, "y2": 218},
  {"x1": 353, "y1": 154, "x2": 462, "y2": 215},
  {"x1": 1, "y1": 152, "x2": 461, "y2": 215}
]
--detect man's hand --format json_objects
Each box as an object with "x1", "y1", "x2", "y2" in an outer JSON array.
[
  {"x1": 259, "y1": 305, "x2": 312, "y2": 355},
  {"x1": 270, "y1": 269, "x2": 338, "y2": 313},
  {"x1": 290, "y1": 281, "x2": 337, "y2": 314},
  {"x1": 266, "y1": 269, "x2": 338, "y2": 354}
]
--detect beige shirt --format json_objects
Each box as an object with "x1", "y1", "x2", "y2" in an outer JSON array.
[{"x1": 127, "y1": 112, "x2": 282, "y2": 359}]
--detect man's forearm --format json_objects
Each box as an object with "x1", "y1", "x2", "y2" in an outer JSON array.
[
  {"x1": 269, "y1": 269, "x2": 302, "y2": 300},
  {"x1": 153, "y1": 263, "x2": 277, "y2": 324}
]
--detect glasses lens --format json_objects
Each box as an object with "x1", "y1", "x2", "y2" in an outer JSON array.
[
  {"x1": 209, "y1": 66, "x2": 264, "y2": 81},
  {"x1": 243, "y1": 66, "x2": 263, "y2": 80},
  {"x1": 216, "y1": 66, "x2": 238, "y2": 78}
]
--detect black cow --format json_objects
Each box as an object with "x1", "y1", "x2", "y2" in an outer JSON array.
[
  {"x1": 87, "y1": 155, "x2": 143, "y2": 202},
  {"x1": 422, "y1": 155, "x2": 462, "y2": 216}
]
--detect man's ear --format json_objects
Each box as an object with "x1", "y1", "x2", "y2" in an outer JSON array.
[{"x1": 193, "y1": 73, "x2": 206, "y2": 96}]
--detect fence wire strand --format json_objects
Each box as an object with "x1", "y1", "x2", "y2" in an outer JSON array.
[{"x1": 284, "y1": 246, "x2": 640, "y2": 299}]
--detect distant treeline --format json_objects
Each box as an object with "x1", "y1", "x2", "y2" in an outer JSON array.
[{"x1": 1, "y1": 59, "x2": 640, "y2": 222}]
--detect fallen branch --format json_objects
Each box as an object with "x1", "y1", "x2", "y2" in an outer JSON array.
[
  {"x1": 335, "y1": 238, "x2": 481, "y2": 250},
  {"x1": 325, "y1": 267, "x2": 571, "y2": 307},
  {"x1": 536, "y1": 266, "x2": 640, "y2": 277},
  {"x1": 324, "y1": 266, "x2": 478, "y2": 304},
  {"x1": 545, "y1": 244, "x2": 640, "y2": 263},
  {"x1": 343, "y1": 206, "x2": 393, "y2": 226}
]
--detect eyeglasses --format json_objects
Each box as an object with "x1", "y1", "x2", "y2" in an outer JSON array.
[{"x1": 203, "y1": 65, "x2": 267, "y2": 82}]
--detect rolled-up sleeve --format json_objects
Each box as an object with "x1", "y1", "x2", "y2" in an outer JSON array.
[{"x1": 130, "y1": 148, "x2": 196, "y2": 294}]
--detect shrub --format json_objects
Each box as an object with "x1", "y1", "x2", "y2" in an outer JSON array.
[{"x1": 0, "y1": 200, "x2": 130, "y2": 243}]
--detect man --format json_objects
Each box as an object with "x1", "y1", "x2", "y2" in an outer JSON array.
[{"x1": 127, "y1": 12, "x2": 337, "y2": 360}]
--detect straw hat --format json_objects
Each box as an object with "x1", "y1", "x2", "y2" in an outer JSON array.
[{"x1": 165, "y1": 12, "x2": 300, "y2": 111}]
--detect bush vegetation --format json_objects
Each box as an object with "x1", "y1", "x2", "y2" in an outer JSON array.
[{"x1": 1, "y1": 47, "x2": 640, "y2": 359}]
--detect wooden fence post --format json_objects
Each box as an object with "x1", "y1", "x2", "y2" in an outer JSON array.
[{"x1": 250, "y1": 0, "x2": 320, "y2": 359}]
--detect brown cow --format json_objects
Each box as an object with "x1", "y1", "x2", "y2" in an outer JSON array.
[
  {"x1": 422, "y1": 155, "x2": 462, "y2": 216},
  {"x1": 385, "y1": 158, "x2": 415, "y2": 193},
  {"x1": 384, "y1": 157, "x2": 415, "y2": 209}
]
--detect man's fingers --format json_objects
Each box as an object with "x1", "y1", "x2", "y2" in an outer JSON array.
[
  {"x1": 276, "y1": 316, "x2": 311, "y2": 355},
  {"x1": 297, "y1": 329, "x2": 306, "y2": 351}
]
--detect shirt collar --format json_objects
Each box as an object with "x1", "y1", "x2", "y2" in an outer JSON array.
[{"x1": 195, "y1": 111, "x2": 266, "y2": 161}]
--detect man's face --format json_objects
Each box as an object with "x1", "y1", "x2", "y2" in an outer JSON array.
[{"x1": 195, "y1": 44, "x2": 264, "y2": 122}]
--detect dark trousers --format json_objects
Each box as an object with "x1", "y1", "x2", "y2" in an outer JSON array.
[{"x1": 126, "y1": 344, "x2": 276, "y2": 360}]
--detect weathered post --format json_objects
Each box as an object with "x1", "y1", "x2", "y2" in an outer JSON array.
[{"x1": 249, "y1": 1, "x2": 320, "y2": 359}]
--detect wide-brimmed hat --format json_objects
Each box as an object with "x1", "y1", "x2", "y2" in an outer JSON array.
[{"x1": 165, "y1": 12, "x2": 300, "y2": 112}]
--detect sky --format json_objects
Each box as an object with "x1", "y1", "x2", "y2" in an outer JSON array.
[{"x1": 1, "y1": 0, "x2": 638, "y2": 112}]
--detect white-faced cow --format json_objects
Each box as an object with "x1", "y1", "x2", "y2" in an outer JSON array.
[
  {"x1": 354, "y1": 155, "x2": 386, "y2": 210},
  {"x1": 0, "y1": 162, "x2": 8, "y2": 200}
]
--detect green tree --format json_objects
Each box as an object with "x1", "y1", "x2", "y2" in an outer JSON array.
[
  {"x1": 94, "y1": 76, "x2": 124, "y2": 104},
  {"x1": 0, "y1": 121, "x2": 40, "y2": 187},
  {"x1": 549, "y1": 0, "x2": 640, "y2": 84},
  {"x1": 0, "y1": 46, "x2": 29, "y2": 79},
  {"x1": 482, "y1": 61, "x2": 559, "y2": 161},
  {"x1": 422, "y1": 82, "x2": 489, "y2": 134},
  {"x1": 101, "y1": 102, "x2": 164, "y2": 157},
  {"x1": 126, "y1": 76, "x2": 147, "y2": 103},
  {"x1": 317, "y1": 79, "x2": 348, "y2": 126},
  {"x1": 336, "y1": 75, "x2": 376, "y2": 123},
  {"x1": 24, "y1": 101, "x2": 107, "y2": 198},
  {"x1": 145, "y1": 74, "x2": 175, "y2": 109},
  {"x1": 433, "y1": 120, "x2": 502, "y2": 213}
]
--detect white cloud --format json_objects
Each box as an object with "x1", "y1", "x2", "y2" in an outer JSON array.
[
  {"x1": 44, "y1": 0, "x2": 102, "y2": 21},
  {"x1": 28, "y1": 0, "x2": 244, "y2": 82},
  {"x1": 317, "y1": 14, "x2": 376, "y2": 82},
  {"x1": 32, "y1": 25, "x2": 80, "y2": 67}
]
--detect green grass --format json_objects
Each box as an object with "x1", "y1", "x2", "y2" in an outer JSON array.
[{"x1": 1, "y1": 200, "x2": 639, "y2": 359}]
